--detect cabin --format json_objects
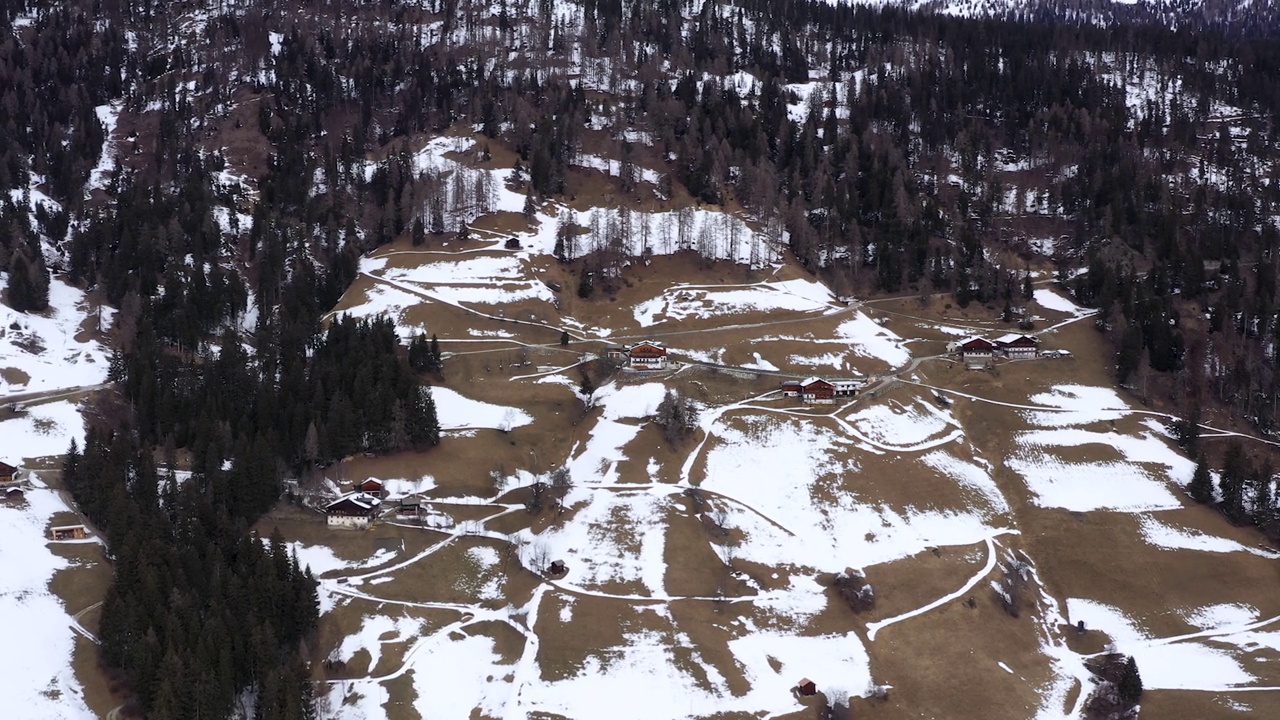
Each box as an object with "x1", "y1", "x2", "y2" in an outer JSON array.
[
  {"x1": 49, "y1": 525, "x2": 87, "y2": 541},
  {"x1": 796, "y1": 678, "x2": 817, "y2": 696},
  {"x1": 779, "y1": 380, "x2": 803, "y2": 397},
  {"x1": 958, "y1": 337, "x2": 995, "y2": 369},
  {"x1": 355, "y1": 478, "x2": 385, "y2": 498},
  {"x1": 325, "y1": 493, "x2": 382, "y2": 528},
  {"x1": 0, "y1": 460, "x2": 16, "y2": 484},
  {"x1": 627, "y1": 341, "x2": 668, "y2": 370},
  {"x1": 2, "y1": 486, "x2": 24, "y2": 503},
  {"x1": 994, "y1": 333, "x2": 1039, "y2": 359},
  {"x1": 548, "y1": 559, "x2": 567, "y2": 576},
  {"x1": 800, "y1": 378, "x2": 836, "y2": 404}
]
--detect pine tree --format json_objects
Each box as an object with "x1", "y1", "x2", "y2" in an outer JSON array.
[
  {"x1": 1220, "y1": 442, "x2": 1250, "y2": 524},
  {"x1": 1118, "y1": 656, "x2": 1143, "y2": 705},
  {"x1": 1189, "y1": 453, "x2": 1214, "y2": 504}
]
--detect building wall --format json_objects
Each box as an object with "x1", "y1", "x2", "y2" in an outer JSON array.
[{"x1": 327, "y1": 514, "x2": 371, "y2": 529}]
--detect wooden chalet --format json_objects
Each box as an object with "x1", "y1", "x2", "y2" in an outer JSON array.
[
  {"x1": 627, "y1": 341, "x2": 668, "y2": 370},
  {"x1": 958, "y1": 337, "x2": 995, "y2": 369},
  {"x1": 355, "y1": 478, "x2": 385, "y2": 498},
  {"x1": 800, "y1": 378, "x2": 836, "y2": 404},
  {"x1": 325, "y1": 493, "x2": 382, "y2": 528},
  {"x1": 993, "y1": 333, "x2": 1039, "y2": 358},
  {"x1": 0, "y1": 460, "x2": 16, "y2": 484}
]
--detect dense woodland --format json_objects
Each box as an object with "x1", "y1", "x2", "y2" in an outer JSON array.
[{"x1": 3, "y1": 0, "x2": 1280, "y2": 716}]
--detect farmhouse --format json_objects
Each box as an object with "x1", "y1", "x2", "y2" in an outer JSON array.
[
  {"x1": 800, "y1": 378, "x2": 836, "y2": 404},
  {"x1": 49, "y1": 525, "x2": 87, "y2": 541},
  {"x1": 958, "y1": 337, "x2": 995, "y2": 369},
  {"x1": 626, "y1": 341, "x2": 668, "y2": 370},
  {"x1": 325, "y1": 492, "x2": 382, "y2": 528},
  {"x1": 831, "y1": 379, "x2": 860, "y2": 396},
  {"x1": 355, "y1": 478, "x2": 385, "y2": 498},
  {"x1": 994, "y1": 333, "x2": 1039, "y2": 358},
  {"x1": 0, "y1": 460, "x2": 16, "y2": 484}
]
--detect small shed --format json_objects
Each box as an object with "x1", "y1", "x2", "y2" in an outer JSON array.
[
  {"x1": 779, "y1": 380, "x2": 803, "y2": 397},
  {"x1": 796, "y1": 678, "x2": 817, "y2": 696},
  {"x1": 548, "y1": 559, "x2": 567, "y2": 576},
  {"x1": 2, "y1": 486, "x2": 25, "y2": 503},
  {"x1": 800, "y1": 378, "x2": 836, "y2": 404},
  {"x1": 50, "y1": 525, "x2": 87, "y2": 541}
]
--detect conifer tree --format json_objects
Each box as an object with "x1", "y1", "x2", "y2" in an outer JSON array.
[
  {"x1": 1118, "y1": 656, "x2": 1143, "y2": 705},
  {"x1": 1189, "y1": 453, "x2": 1214, "y2": 505}
]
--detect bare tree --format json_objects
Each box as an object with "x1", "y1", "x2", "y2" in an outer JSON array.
[{"x1": 549, "y1": 467, "x2": 573, "y2": 514}]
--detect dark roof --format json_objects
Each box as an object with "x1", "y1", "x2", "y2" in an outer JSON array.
[
  {"x1": 960, "y1": 337, "x2": 994, "y2": 350},
  {"x1": 325, "y1": 492, "x2": 382, "y2": 514}
]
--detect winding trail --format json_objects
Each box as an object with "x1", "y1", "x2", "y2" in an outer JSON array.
[{"x1": 865, "y1": 534, "x2": 1013, "y2": 641}]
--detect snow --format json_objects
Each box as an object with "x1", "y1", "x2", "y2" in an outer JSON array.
[
  {"x1": 788, "y1": 351, "x2": 846, "y2": 369},
  {"x1": 410, "y1": 633, "x2": 513, "y2": 720},
  {"x1": 921, "y1": 451, "x2": 1010, "y2": 513},
  {"x1": 834, "y1": 312, "x2": 911, "y2": 368},
  {"x1": 1139, "y1": 516, "x2": 1279, "y2": 557},
  {"x1": 0, "y1": 476, "x2": 96, "y2": 719},
  {"x1": 846, "y1": 399, "x2": 961, "y2": 452},
  {"x1": 0, "y1": 401, "x2": 85, "y2": 463},
  {"x1": 1024, "y1": 384, "x2": 1130, "y2": 426},
  {"x1": 330, "y1": 614, "x2": 424, "y2": 671},
  {"x1": 1183, "y1": 604, "x2": 1259, "y2": 631},
  {"x1": 633, "y1": 280, "x2": 836, "y2": 328},
  {"x1": 374, "y1": 476, "x2": 437, "y2": 500},
  {"x1": 431, "y1": 387, "x2": 532, "y2": 431},
  {"x1": 0, "y1": 278, "x2": 114, "y2": 397},
  {"x1": 1066, "y1": 598, "x2": 1256, "y2": 690},
  {"x1": 699, "y1": 416, "x2": 1005, "y2": 571},
  {"x1": 1034, "y1": 288, "x2": 1087, "y2": 315},
  {"x1": 742, "y1": 352, "x2": 779, "y2": 371},
  {"x1": 85, "y1": 102, "x2": 122, "y2": 196},
  {"x1": 536, "y1": 488, "x2": 670, "y2": 595},
  {"x1": 332, "y1": 282, "x2": 427, "y2": 341},
  {"x1": 1007, "y1": 452, "x2": 1182, "y2": 512},
  {"x1": 379, "y1": 255, "x2": 525, "y2": 284}
]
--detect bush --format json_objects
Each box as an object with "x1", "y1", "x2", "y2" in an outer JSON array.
[{"x1": 833, "y1": 568, "x2": 875, "y2": 613}]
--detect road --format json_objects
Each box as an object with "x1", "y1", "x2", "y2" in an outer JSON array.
[{"x1": 0, "y1": 382, "x2": 110, "y2": 407}]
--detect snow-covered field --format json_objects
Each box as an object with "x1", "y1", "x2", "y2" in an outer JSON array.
[
  {"x1": 0, "y1": 278, "x2": 113, "y2": 397},
  {"x1": 0, "y1": 477, "x2": 96, "y2": 720}
]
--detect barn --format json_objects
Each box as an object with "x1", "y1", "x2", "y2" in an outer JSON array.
[
  {"x1": 800, "y1": 378, "x2": 836, "y2": 404},
  {"x1": 958, "y1": 337, "x2": 995, "y2": 369},
  {"x1": 779, "y1": 380, "x2": 803, "y2": 397},
  {"x1": 0, "y1": 460, "x2": 16, "y2": 484},
  {"x1": 325, "y1": 493, "x2": 382, "y2": 528}
]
